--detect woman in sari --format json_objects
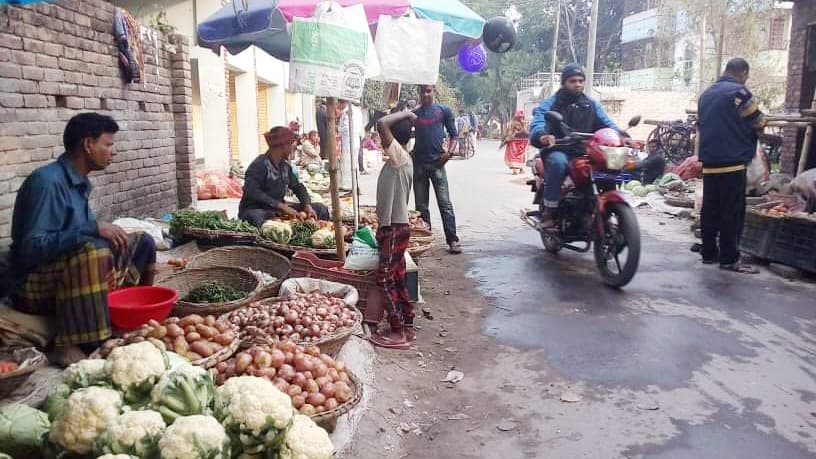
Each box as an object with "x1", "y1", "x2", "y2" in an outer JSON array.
[{"x1": 502, "y1": 110, "x2": 529, "y2": 175}]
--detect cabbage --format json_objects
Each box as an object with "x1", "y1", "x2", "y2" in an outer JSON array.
[
  {"x1": 624, "y1": 180, "x2": 642, "y2": 191},
  {"x1": 150, "y1": 364, "x2": 215, "y2": 424},
  {"x1": 632, "y1": 186, "x2": 649, "y2": 197},
  {"x1": 645, "y1": 184, "x2": 659, "y2": 193},
  {"x1": 261, "y1": 220, "x2": 293, "y2": 244},
  {"x1": 310, "y1": 228, "x2": 336, "y2": 249},
  {"x1": 0, "y1": 403, "x2": 50, "y2": 458}
]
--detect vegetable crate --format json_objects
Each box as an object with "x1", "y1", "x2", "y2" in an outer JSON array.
[
  {"x1": 291, "y1": 251, "x2": 384, "y2": 324},
  {"x1": 739, "y1": 209, "x2": 780, "y2": 259},
  {"x1": 768, "y1": 215, "x2": 816, "y2": 273}
]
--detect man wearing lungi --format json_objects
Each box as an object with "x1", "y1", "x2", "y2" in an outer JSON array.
[{"x1": 9, "y1": 113, "x2": 156, "y2": 366}]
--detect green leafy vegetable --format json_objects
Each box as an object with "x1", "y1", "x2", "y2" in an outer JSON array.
[
  {"x1": 45, "y1": 383, "x2": 72, "y2": 421},
  {"x1": 0, "y1": 403, "x2": 50, "y2": 458},
  {"x1": 184, "y1": 282, "x2": 245, "y2": 304},
  {"x1": 170, "y1": 210, "x2": 257, "y2": 238},
  {"x1": 290, "y1": 221, "x2": 318, "y2": 247}
]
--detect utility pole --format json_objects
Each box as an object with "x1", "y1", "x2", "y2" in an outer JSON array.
[
  {"x1": 549, "y1": 0, "x2": 561, "y2": 93},
  {"x1": 585, "y1": 0, "x2": 600, "y2": 95}
]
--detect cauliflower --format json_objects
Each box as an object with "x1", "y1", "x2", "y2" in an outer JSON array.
[
  {"x1": 150, "y1": 363, "x2": 214, "y2": 424},
  {"x1": 95, "y1": 410, "x2": 165, "y2": 458},
  {"x1": 44, "y1": 383, "x2": 72, "y2": 421},
  {"x1": 278, "y1": 414, "x2": 334, "y2": 459},
  {"x1": 214, "y1": 376, "x2": 293, "y2": 454},
  {"x1": 158, "y1": 415, "x2": 230, "y2": 459},
  {"x1": 49, "y1": 386, "x2": 123, "y2": 455},
  {"x1": 97, "y1": 455, "x2": 137, "y2": 459},
  {"x1": 64, "y1": 358, "x2": 109, "y2": 389},
  {"x1": 105, "y1": 341, "x2": 169, "y2": 405}
]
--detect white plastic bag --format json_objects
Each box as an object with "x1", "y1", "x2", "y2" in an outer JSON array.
[
  {"x1": 374, "y1": 15, "x2": 443, "y2": 85},
  {"x1": 279, "y1": 278, "x2": 359, "y2": 307},
  {"x1": 343, "y1": 240, "x2": 380, "y2": 271}
]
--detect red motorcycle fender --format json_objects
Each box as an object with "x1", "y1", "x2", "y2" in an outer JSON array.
[{"x1": 597, "y1": 191, "x2": 629, "y2": 214}]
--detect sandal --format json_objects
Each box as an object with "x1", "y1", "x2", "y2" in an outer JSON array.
[
  {"x1": 404, "y1": 328, "x2": 417, "y2": 342},
  {"x1": 369, "y1": 333, "x2": 411, "y2": 350},
  {"x1": 719, "y1": 263, "x2": 759, "y2": 274}
]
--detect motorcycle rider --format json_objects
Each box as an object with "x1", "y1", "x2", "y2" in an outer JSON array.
[{"x1": 529, "y1": 63, "x2": 620, "y2": 228}]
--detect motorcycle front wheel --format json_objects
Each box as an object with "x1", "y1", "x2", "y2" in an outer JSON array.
[{"x1": 594, "y1": 203, "x2": 640, "y2": 288}]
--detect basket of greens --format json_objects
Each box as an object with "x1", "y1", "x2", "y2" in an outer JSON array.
[
  {"x1": 158, "y1": 267, "x2": 262, "y2": 316},
  {"x1": 170, "y1": 210, "x2": 258, "y2": 247}
]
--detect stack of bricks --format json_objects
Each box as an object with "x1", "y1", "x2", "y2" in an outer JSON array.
[
  {"x1": 0, "y1": 0, "x2": 196, "y2": 250},
  {"x1": 781, "y1": 0, "x2": 816, "y2": 175}
]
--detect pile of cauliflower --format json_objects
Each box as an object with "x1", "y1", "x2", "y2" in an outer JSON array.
[{"x1": 4, "y1": 341, "x2": 334, "y2": 459}]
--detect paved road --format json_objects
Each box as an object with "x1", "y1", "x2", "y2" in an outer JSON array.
[{"x1": 353, "y1": 139, "x2": 816, "y2": 458}]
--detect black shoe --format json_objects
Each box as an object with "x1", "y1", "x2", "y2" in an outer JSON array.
[{"x1": 702, "y1": 257, "x2": 719, "y2": 265}]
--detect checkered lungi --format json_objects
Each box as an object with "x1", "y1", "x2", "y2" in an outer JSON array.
[
  {"x1": 11, "y1": 232, "x2": 156, "y2": 346},
  {"x1": 376, "y1": 224, "x2": 413, "y2": 330}
]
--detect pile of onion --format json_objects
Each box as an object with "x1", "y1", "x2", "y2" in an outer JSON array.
[
  {"x1": 225, "y1": 292, "x2": 358, "y2": 345},
  {"x1": 211, "y1": 341, "x2": 354, "y2": 415}
]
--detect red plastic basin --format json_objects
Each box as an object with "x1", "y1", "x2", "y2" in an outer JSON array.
[{"x1": 108, "y1": 286, "x2": 178, "y2": 330}]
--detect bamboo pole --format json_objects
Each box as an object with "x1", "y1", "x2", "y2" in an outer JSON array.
[
  {"x1": 349, "y1": 105, "x2": 360, "y2": 232},
  {"x1": 796, "y1": 98, "x2": 816, "y2": 176},
  {"x1": 325, "y1": 98, "x2": 346, "y2": 261}
]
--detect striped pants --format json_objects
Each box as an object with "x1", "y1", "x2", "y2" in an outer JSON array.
[
  {"x1": 376, "y1": 224, "x2": 413, "y2": 330},
  {"x1": 11, "y1": 232, "x2": 156, "y2": 346}
]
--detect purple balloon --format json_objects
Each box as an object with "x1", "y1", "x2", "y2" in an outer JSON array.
[{"x1": 458, "y1": 43, "x2": 487, "y2": 73}]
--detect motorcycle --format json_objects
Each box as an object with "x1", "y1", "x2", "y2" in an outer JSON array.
[{"x1": 521, "y1": 111, "x2": 642, "y2": 288}]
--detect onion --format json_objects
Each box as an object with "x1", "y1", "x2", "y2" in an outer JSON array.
[
  {"x1": 325, "y1": 397, "x2": 339, "y2": 411},
  {"x1": 303, "y1": 371, "x2": 314, "y2": 381},
  {"x1": 278, "y1": 364, "x2": 296, "y2": 382},
  {"x1": 285, "y1": 311, "x2": 299, "y2": 325},
  {"x1": 254, "y1": 351, "x2": 272, "y2": 368},
  {"x1": 279, "y1": 324, "x2": 294, "y2": 336},
  {"x1": 235, "y1": 353, "x2": 253, "y2": 373},
  {"x1": 320, "y1": 382, "x2": 335, "y2": 398},
  {"x1": 269, "y1": 349, "x2": 286, "y2": 368},
  {"x1": 289, "y1": 333, "x2": 301, "y2": 342},
  {"x1": 287, "y1": 384, "x2": 302, "y2": 397},
  {"x1": 292, "y1": 373, "x2": 307, "y2": 388},
  {"x1": 319, "y1": 354, "x2": 335, "y2": 367},
  {"x1": 284, "y1": 351, "x2": 294, "y2": 364},
  {"x1": 292, "y1": 394, "x2": 306, "y2": 409},
  {"x1": 293, "y1": 354, "x2": 314, "y2": 372},
  {"x1": 335, "y1": 361, "x2": 346, "y2": 372},
  {"x1": 261, "y1": 367, "x2": 276, "y2": 379},
  {"x1": 305, "y1": 379, "x2": 319, "y2": 394},
  {"x1": 306, "y1": 392, "x2": 326, "y2": 407},
  {"x1": 316, "y1": 307, "x2": 328, "y2": 317},
  {"x1": 301, "y1": 316, "x2": 313, "y2": 327},
  {"x1": 334, "y1": 381, "x2": 352, "y2": 403},
  {"x1": 327, "y1": 368, "x2": 339, "y2": 382},
  {"x1": 279, "y1": 341, "x2": 297, "y2": 353},
  {"x1": 306, "y1": 345, "x2": 321, "y2": 357},
  {"x1": 315, "y1": 376, "x2": 330, "y2": 388},
  {"x1": 300, "y1": 404, "x2": 316, "y2": 416},
  {"x1": 294, "y1": 324, "x2": 304, "y2": 333},
  {"x1": 338, "y1": 372, "x2": 350, "y2": 384},
  {"x1": 314, "y1": 363, "x2": 329, "y2": 378},
  {"x1": 273, "y1": 378, "x2": 289, "y2": 393},
  {"x1": 310, "y1": 324, "x2": 321, "y2": 337}
]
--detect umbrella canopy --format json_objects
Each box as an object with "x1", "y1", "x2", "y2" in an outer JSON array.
[{"x1": 197, "y1": 0, "x2": 485, "y2": 61}]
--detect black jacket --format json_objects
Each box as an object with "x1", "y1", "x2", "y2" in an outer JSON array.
[
  {"x1": 239, "y1": 155, "x2": 310, "y2": 214},
  {"x1": 698, "y1": 76, "x2": 765, "y2": 167}
]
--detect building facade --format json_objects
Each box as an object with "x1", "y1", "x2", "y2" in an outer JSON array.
[
  {"x1": 781, "y1": 0, "x2": 816, "y2": 174},
  {"x1": 112, "y1": 0, "x2": 316, "y2": 171}
]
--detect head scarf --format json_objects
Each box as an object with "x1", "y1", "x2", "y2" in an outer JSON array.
[
  {"x1": 264, "y1": 126, "x2": 296, "y2": 149},
  {"x1": 514, "y1": 110, "x2": 525, "y2": 120}
]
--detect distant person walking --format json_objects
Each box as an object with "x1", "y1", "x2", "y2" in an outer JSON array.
[
  {"x1": 412, "y1": 85, "x2": 462, "y2": 254},
  {"x1": 698, "y1": 58, "x2": 766, "y2": 274}
]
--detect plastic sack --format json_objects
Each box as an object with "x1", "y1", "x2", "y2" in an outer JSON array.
[
  {"x1": 279, "y1": 278, "x2": 359, "y2": 307},
  {"x1": 353, "y1": 226, "x2": 378, "y2": 249},
  {"x1": 746, "y1": 145, "x2": 770, "y2": 195},
  {"x1": 289, "y1": 4, "x2": 369, "y2": 103},
  {"x1": 343, "y1": 240, "x2": 380, "y2": 271},
  {"x1": 374, "y1": 15, "x2": 444, "y2": 85},
  {"x1": 112, "y1": 217, "x2": 164, "y2": 243},
  {"x1": 195, "y1": 170, "x2": 243, "y2": 200},
  {"x1": 790, "y1": 168, "x2": 816, "y2": 213}
]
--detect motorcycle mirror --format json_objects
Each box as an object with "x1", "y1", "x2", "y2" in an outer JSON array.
[
  {"x1": 544, "y1": 111, "x2": 564, "y2": 124},
  {"x1": 628, "y1": 115, "x2": 642, "y2": 128}
]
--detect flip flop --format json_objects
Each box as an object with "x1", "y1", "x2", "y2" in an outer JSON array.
[
  {"x1": 369, "y1": 334, "x2": 411, "y2": 350},
  {"x1": 719, "y1": 263, "x2": 759, "y2": 274}
]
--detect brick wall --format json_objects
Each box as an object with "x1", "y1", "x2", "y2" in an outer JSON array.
[
  {"x1": 0, "y1": 0, "x2": 195, "y2": 250},
  {"x1": 781, "y1": 0, "x2": 816, "y2": 174}
]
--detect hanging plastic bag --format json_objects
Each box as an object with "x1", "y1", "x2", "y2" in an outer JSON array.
[
  {"x1": 374, "y1": 15, "x2": 444, "y2": 85},
  {"x1": 289, "y1": 3, "x2": 370, "y2": 103}
]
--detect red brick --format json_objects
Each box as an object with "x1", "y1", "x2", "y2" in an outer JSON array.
[
  {"x1": 64, "y1": 96, "x2": 83, "y2": 109},
  {"x1": 0, "y1": 94, "x2": 24, "y2": 108},
  {"x1": 0, "y1": 33, "x2": 23, "y2": 50},
  {"x1": 23, "y1": 95, "x2": 48, "y2": 108},
  {"x1": 21, "y1": 66, "x2": 43, "y2": 80},
  {"x1": 10, "y1": 50, "x2": 36, "y2": 66},
  {"x1": 64, "y1": 72, "x2": 82, "y2": 84},
  {"x1": 84, "y1": 98, "x2": 101, "y2": 109},
  {"x1": 21, "y1": 37, "x2": 44, "y2": 53},
  {"x1": 73, "y1": 12, "x2": 91, "y2": 28},
  {"x1": 43, "y1": 69, "x2": 64, "y2": 82},
  {"x1": 0, "y1": 63, "x2": 22, "y2": 79},
  {"x1": 36, "y1": 54, "x2": 59, "y2": 69},
  {"x1": 43, "y1": 43, "x2": 63, "y2": 57},
  {"x1": 0, "y1": 49, "x2": 8, "y2": 63}
]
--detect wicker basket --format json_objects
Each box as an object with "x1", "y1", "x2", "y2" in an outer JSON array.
[
  {"x1": 187, "y1": 246, "x2": 291, "y2": 299},
  {"x1": 92, "y1": 337, "x2": 239, "y2": 368},
  {"x1": 0, "y1": 347, "x2": 48, "y2": 398},
  {"x1": 159, "y1": 267, "x2": 262, "y2": 316},
  {"x1": 181, "y1": 227, "x2": 258, "y2": 247},
  {"x1": 407, "y1": 242, "x2": 433, "y2": 259},
  {"x1": 257, "y1": 239, "x2": 343, "y2": 259},
  {"x1": 311, "y1": 369, "x2": 363, "y2": 432},
  {"x1": 410, "y1": 228, "x2": 435, "y2": 244},
  {"x1": 223, "y1": 297, "x2": 361, "y2": 357}
]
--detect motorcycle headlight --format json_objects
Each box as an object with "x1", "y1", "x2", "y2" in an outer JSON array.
[{"x1": 599, "y1": 146, "x2": 632, "y2": 171}]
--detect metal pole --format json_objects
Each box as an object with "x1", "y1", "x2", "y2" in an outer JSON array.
[
  {"x1": 585, "y1": 0, "x2": 600, "y2": 95},
  {"x1": 549, "y1": 0, "x2": 561, "y2": 92},
  {"x1": 325, "y1": 98, "x2": 346, "y2": 261}
]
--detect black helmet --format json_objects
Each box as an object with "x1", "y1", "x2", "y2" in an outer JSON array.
[{"x1": 561, "y1": 63, "x2": 586, "y2": 83}]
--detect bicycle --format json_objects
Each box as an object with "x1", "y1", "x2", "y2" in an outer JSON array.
[
  {"x1": 645, "y1": 115, "x2": 697, "y2": 165},
  {"x1": 455, "y1": 130, "x2": 476, "y2": 159}
]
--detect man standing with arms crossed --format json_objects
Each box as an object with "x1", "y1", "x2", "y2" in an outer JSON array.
[
  {"x1": 412, "y1": 85, "x2": 462, "y2": 254},
  {"x1": 698, "y1": 58, "x2": 765, "y2": 274}
]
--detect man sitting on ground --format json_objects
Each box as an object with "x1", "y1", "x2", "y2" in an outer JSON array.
[
  {"x1": 9, "y1": 112, "x2": 156, "y2": 366},
  {"x1": 239, "y1": 126, "x2": 330, "y2": 226}
]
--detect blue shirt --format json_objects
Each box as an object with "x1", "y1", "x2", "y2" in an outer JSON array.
[
  {"x1": 698, "y1": 76, "x2": 764, "y2": 167},
  {"x1": 412, "y1": 104, "x2": 458, "y2": 163},
  {"x1": 529, "y1": 92, "x2": 619, "y2": 149},
  {"x1": 11, "y1": 153, "x2": 99, "y2": 272}
]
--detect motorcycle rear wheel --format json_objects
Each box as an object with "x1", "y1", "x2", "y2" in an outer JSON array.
[
  {"x1": 538, "y1": 204, "x2": 561, "y2": 253},
  {"x1": 594, "y1": 203, "x2": 640, "y2": 288}
]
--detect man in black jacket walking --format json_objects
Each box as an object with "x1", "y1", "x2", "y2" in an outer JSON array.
[{"x1": 698, "y1": 58, "x2": 766, "y2": 273}]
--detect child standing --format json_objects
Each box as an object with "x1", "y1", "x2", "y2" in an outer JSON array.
[{"x1": 370, "y1": 110, "x2": 417, "y2": 349}]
